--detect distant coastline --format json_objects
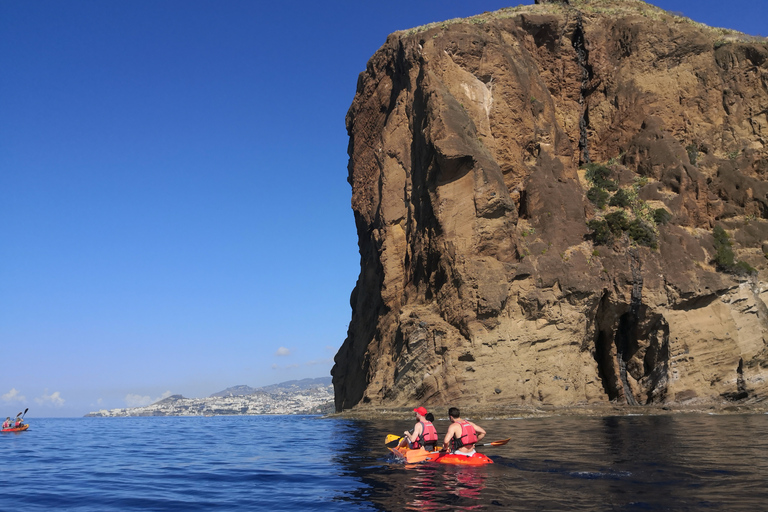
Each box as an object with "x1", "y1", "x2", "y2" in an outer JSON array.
[{"x1": 85, "y1": 377, "x2": 333, "y2": 417}]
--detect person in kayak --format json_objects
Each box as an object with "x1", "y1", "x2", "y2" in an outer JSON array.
[
  {"x1": 13, "y1": 417, "x2": 24, "y2": 428},
  {"x1": 2, "y1": 417, "x2": 11, "y2": 429},
  {"x1": 442, "y1": 407, "x2": 486, "y2": 456},
  {"x1": 402, "y1": 406, "x2": 439, "y2": 451}
]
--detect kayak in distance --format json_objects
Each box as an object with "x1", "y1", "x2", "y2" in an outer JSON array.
[{"x1": 2, "y1": 424, "x2": 29, "y2": 433}]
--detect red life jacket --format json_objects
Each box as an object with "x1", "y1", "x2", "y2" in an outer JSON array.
[
  {"x1": 415, "y1": 420, "x2": 438, "y2": 449},
  {"x1": 453, "y1": 420, "x2": 478, "y2": 449}
]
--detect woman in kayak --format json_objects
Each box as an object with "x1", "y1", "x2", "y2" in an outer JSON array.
[
  {"x1": 13, "y1": 417, "x2": 24, "y2": 428},
  {"x1": 2, "y1": 417, "x2": 11, "y2": 429},
  {"x1": 402, "y1": 406, "x2": 439, "y2": 451},
  {"x1": 442, "y1": 407, "x2": 486, "y2": 456}
]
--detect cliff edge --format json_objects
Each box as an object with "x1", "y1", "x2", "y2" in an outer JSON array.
[{"x1": 333, "y1": 0, "x2": 768, "y2": 412}]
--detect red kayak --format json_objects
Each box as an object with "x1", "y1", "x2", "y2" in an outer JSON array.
[
  {"x1": 2, "y1": 424, "x2": 29, "y2": 432},
  {"x1": 386, "y1": 434, "x2": 504, "y2": 466},
  {"x1": 435, "y1": 452, "x2": 493, "y2": 465},
  {"x1": 389, "y1": 444, "x2": 493, "y2": 465}
]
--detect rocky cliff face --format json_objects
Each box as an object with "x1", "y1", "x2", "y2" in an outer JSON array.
[{"x1": 332, "y1": 0, "x2": 768, "y2": 412}]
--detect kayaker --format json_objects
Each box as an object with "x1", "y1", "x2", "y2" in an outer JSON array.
[
  {"x1": 14, "y1": 418, "x2": 24, "y2": 428},
  {"x1": 402, "y1": 406, "x2": 439, "y2": 451},
  {"x1": 442, "y1": 407, "x2": 486, "y2": 456},
  {"x1": 2, "y1": 417, "x2": 11, "y2": 429}
]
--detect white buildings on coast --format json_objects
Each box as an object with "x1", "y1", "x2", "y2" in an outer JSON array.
[{"x1": 85, "y1": 378, "x2": 334, "y2": 417}]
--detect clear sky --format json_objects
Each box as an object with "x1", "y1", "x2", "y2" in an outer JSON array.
[{"x1": 1, "y1": 1, "x2": 763, "y2": 418}]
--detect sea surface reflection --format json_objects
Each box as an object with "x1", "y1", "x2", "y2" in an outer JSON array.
[
  {"x1": 2, "y1": 414, "x2": 766, "y2": 511},
  {"x1": 342, "y1": 414, "x2": 768, "y2": 511}
]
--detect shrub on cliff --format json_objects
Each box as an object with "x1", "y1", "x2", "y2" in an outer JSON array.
[
  {"x1": 713, "y1": 225, "x2": 735, "y2": 270},
  {"x1": 609, "y1": 188, "x2": 632, "y2": 208},
  {"x1": 584, "y1": 163, "x2": 618, "y2": 191},
  {"x1": 587, "y1": 187, "x2": 609, "y2": 209},
  {"x1": 735, "y1": 261, "x2": 757, "y2": 275},
  {"x1": 605, "y1": 210, "x2": 630, "y2": 235},
  {"x1": 627, "y1": 219, "x2": 657, "y2": 249},
  {"x1": 587, "y1": 219, "x2": 612, "y2": 245},
  {"x1": 652, "y1": 208, "x2": 672, "y2": 225},
  {"x1": 686, "y1": 144, "x2": 699, "y2": 165},
  {"x1": 712, "y1": 225, "x2": 756, "y2": 275}
]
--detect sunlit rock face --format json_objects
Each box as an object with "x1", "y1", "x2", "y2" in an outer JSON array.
[{"x1": 332, "y1": 0, "x2": 768, "y2": 412}]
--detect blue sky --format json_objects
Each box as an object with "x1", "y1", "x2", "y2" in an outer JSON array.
[{"x1": 1, "y1": 1, "x2": 763, "y2": 417}]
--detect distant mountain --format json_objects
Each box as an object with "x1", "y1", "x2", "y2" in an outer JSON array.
[
  {"x1": 155, "y1": 394, "x2": 186, "y2": 404},
  {"x1": 259, "y1": 377, "x2": 332, "y2": 393},
  {"x1": 209, "y1": 385, "x2": 257, "y2": 397},
  {"x1": 209, "y1": 377, "x2": 332, "y2": 398}
]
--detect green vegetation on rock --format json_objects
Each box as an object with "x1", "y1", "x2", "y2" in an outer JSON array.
[
  {"x1": 584, "y1": 163, "x2": 618, "y2": 191},
  {"x1": 713, "y1": 225, "x2": 735, "y2": 270},
  {"x1": 605, "y1": 210, "x2": 630, "y2": 235},
  {"x1": 587, "y1": 187, "x2": 610, "y2": 209},
  {"x1": 609, "y1": 188, "x2": 632, "y2": 208},
  {"x1": 713, "y1": 225, "x2": 756, "y2": 275},
  {"x1": 584, "y1": 160, "x2": 669, "y2": 250},
  {"x1": 587, "y1": 219, "x2": 612, "y2": 245},
  {"x1": 686, "y1": 143, "x2": 699, "y2": 165},
  {"x1": 652, "y1": 208, "x2": 672, "y2": 225},
  {"x1": 627, "y1": 219, "x2": 658, "y2": 249}
]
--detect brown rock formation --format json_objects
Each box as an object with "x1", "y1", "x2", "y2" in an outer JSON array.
[{"x1": 332, "y1": 0, "x2": 768, "y2": 412}]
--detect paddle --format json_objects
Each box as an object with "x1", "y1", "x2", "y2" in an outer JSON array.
[
  {"x1": 436, "y1": 437, "x2": 511, "y2": 454},
  {"x1": 388, "y1": 434, "x2": 510, "y2": 449},
  {"x1": 21, "y1": 408, "x2": 28, "y2": 419},
  {"x1": 476, "y1": 437, "x2": 510, "y2": 447}
]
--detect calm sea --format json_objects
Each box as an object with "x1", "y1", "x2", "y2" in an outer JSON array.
[{"x1": 1, "y1": 414, "x2": 767, "y2": 511}]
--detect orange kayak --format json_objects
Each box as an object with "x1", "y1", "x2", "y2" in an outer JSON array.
[
  {"x1": 389, "y1": 444, "x2": 493, "y2": 465},
  {"x1": 435, "y1": 452, "x2": 493, "y2": 465},
  {"x1": 2, "y1": 424, "x2": 29, "y2": 432},
  {"x1": 389, "y1": 445, "x2": 441, "y2": 463}
]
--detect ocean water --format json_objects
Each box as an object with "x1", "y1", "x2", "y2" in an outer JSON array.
[{"x1": 1, "y1": 414, "x2": 767, "y2": 511}]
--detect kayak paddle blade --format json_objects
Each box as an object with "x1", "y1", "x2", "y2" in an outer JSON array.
[
  {"x1": 481, "y1": 437, "x2": 511, "y2": 447},
  {"x1": 385, "y1": 435, "x2": 404, "y2": 448}
]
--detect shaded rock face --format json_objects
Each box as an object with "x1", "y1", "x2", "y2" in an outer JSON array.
[{"x1": 332, "y1": 0, "x2": 768, "y2": 412}]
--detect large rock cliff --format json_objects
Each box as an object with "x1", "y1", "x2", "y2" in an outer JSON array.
[{"x1": 332, "y1": 0, "x2": 768, "y2": 412}]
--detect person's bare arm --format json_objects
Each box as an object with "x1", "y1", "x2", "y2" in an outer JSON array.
[
  {"x1": 472, "y1": 422, "x2": 486, "y2": 441},
  {"x1": 404, "y1": 422, "x2": 423, "y2": 443},
  {"x1": 442, "y1": 424, "x2": 457, "y2": 452}
]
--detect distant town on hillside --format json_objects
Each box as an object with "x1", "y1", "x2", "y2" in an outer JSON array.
[{"x1": 84, "y1": 377, "x2": 334, "y2": 417}]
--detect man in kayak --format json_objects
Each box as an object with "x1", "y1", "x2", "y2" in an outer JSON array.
[
  {"x1": 2, "y1": 417, "x2": 11, "y2": 429},
  {"x1": 402, "y1": 406, "x2": 439, "y2": 451},
  {"x1": 442, "y1": 407, "x2": 486, "y2": 456}
]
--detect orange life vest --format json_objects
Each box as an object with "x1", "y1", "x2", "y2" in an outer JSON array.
[
  {"x1": 452, "y1": 420, "x2": 478, "y2": 449},
  {"x1": 414, "y1": 420, "x2": 438, "y2": 449}
]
